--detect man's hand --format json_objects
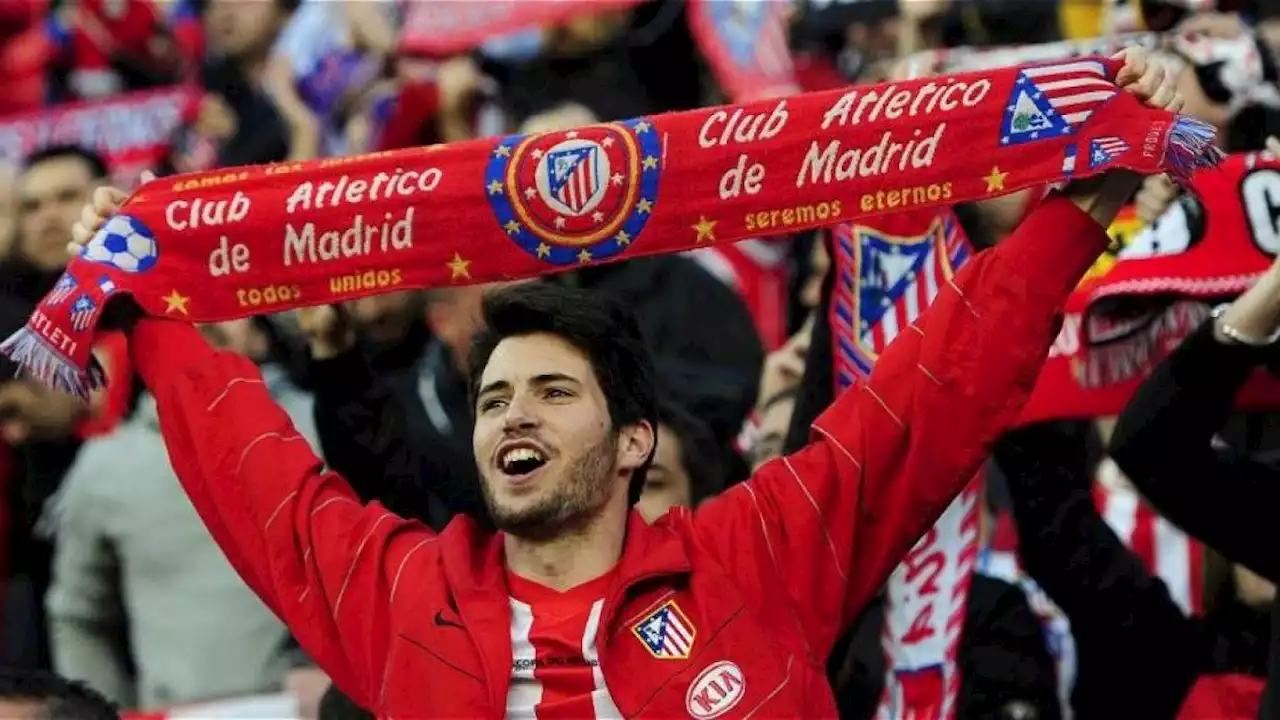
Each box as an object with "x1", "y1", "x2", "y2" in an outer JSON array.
[
  {"x1": 1063, "y1": 48, "x2": 1185, "y2": 228},
  {"x1": 67, "y1": 172, "x2": 151, "y2": 258},
  {"x1": 295, "y1": 305, "x2": 356, "y2": 361}
]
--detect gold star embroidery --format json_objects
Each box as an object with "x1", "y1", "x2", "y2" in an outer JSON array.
[
  {"x1": 536, "y1": 243, "x2": 551, "y2": 259},
  {"x1": 493, "y1": 145, "x2": 511, "y2": 158},
  {"x1": 642, "y1": 155, "x2": 658, "y2": 170},
  {"x1": 447, "y1": 253, "x2": 471, "y2": 281},
  {"x1": 984, "y1": 166, "x2": 1008, "y2": 193},
  {"x1": 637, "y1": 199, "x2": 653, "y2": 214},
  {"x1": 487, "y1": 180, "x2": 502, "y2": 195},
  {"x1": 578, "y1": 249, "x2": 592, "y2": 264},
  {"x1": 504, "y1": 220, "x2": 521, "y2": 234},
  {"x1": 635, "y1": 121, "x2": 651, "y2": 133},
  {"x1": 693, "y1": 216, "x2": 717, "y2": 243},
  {"x1": 616, "y1": 231, "x2": 631, "y2": 246},
  {"x1": 162, "y1": 290, "x2": 189, "y2": 315}
]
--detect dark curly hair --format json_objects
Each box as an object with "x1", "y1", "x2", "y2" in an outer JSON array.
[{"x1": 0, "y1": 668, "x2": 118, "y2": 720}]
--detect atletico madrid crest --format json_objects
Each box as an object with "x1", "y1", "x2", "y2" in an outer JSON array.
[{"x1": 484, "y1": 119, "x2": 663, "y2": 266}]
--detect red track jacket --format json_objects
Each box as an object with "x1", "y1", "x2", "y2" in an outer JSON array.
[{"x1": 129, "y1": 195, "x2": 1108, "y2": 719}]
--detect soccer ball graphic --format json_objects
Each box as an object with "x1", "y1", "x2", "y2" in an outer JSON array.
[{"x1": 82, "y1": 215, "x2": 159, "y2": 273}]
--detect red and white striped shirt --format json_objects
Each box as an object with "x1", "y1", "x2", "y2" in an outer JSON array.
[{"x1": 506, "y1": 571, "x2": 623, "y2": 719}]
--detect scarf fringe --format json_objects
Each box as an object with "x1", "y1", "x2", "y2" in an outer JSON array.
[
  {"x1": 1164, "y1": 115, "x2": 1225, "y2": 182},
  {"x1": 0, "y1": 328, "x2": 101, "y2": 401}
]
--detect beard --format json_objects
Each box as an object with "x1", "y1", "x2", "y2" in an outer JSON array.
[{"x1": 483, "y1": 432, "x2": 619, "y2": 541}]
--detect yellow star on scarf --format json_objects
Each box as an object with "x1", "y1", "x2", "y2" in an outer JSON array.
[
  {"x1": 447, "y1": 253, "x2": 471, "y2": 281},
  {"x1": 693, "y1": 216, "x2": 717, "y2": 243},
  {"x1": 487, "y1": 180, "x2": 502, "y2": 195},
  {"x1": 162, "y1": 290, "x2": 189, "y2": 316},
  {"x1": 578, "y1": 249, "x2": 593, "y2": 264},
  {"x1": 984, "y1": 166, "x2": 1008, "y2": 193},
  {"x1": 536, "y1": 243, "x2": 551, "y2": 259}
]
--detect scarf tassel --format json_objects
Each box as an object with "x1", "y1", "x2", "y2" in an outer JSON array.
[
  {"x1": 0, "y1": 330, "x2": 102, "y2": 400},
  {"x1": 1165, "y1": 115, "x2": 1226, "y2": 183}
]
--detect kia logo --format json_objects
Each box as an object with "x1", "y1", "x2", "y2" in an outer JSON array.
[{"x1": 685, "y1": 661, "x2": 746, "y2": 720}]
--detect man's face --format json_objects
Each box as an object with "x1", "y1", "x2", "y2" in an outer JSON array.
[
  {"x1": 205, "y1": 0, "x2": 284, "y2": 59},
  {"x1": 473, "y1": 333, "x2": 627, "y2": 538},
  {"x1": 636, "y1": 424, "x2": 693, "y2": 522},
  {"x1": 18, "y1": 155, "x2": 100, "y2": 271}
]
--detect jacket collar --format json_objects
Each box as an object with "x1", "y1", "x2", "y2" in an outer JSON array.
[
  {"x1": 442, "y1": 509, "x2": 692, "y2": 600},
  {"x1": 439, "y1": 509, "x2": 692, "y2": 717}
]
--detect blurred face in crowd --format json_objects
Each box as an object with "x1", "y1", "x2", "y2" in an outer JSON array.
[
  {"x1": 474, "y1": 333, "x2": 645, "y2": 539},
  {"x1": 520, "y1": 102, "x2": 599, "y2": 135},
  {"x1": 636, "y1": 424, "x2": 694, "y2": 522},
  {"x1": 344, "y1": 290, "x2": 422, "y2": 350},
  {"x1": 801, "y1": 241, "x2": 829, "y2": 312},
  {"x1": 199, "y1": 319, "x2": 269, "y2": 361},
  {"x1": 18, "y1": 154, "x2": 102, "y2": 272},
  {"x1": 0, "y1": 697, "x2": 41, "y2": 720},
  {"x1": 1234, "y1": 565, "x2": 1277, "y2": 607},
  {"x1": 0, "y1": 163, "x2": 16, "y2": 259},
  {"x1": 751, "y1": 391, "x2": 796, "y2": 472},
  {"x1": 426, "y1": 283, "x2": 524, "y2": 372},
  {"x1": 204, "y1": 0, "x2": 288, "y2": 61},
  {"x1": 0, "y1": 378, "x2": 84, "y2": 445}
]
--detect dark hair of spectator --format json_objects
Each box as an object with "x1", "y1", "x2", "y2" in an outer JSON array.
[
  {"x1": 0, "y1": 668, "x2": 119, "y2": 720},
  {"x1": 657, "y1": 398, "x2": 725, "y2": 506},
  {"x1": 468, "y1": 282, "x2": 659, "y2": 506},
  {"x1": 23, "y1": 144, "x2": 109, "y2": 180}
]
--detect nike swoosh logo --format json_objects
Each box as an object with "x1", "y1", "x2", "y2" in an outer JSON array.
[{"x1": 435, "y1": 610, "x2": 464, "y2": 630}]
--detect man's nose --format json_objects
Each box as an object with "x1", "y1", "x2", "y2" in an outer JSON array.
[{"x1": 501, "y1": 395, "x2": 538, "y2": 432}]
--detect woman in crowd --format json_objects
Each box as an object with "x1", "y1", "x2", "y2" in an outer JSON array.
[{"x1": 1109, "y1": 142, "x2": 1280, "y2": 718}]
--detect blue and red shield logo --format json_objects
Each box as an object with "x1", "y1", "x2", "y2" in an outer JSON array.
[{"x1": 484, "y1": 119, "x2": 663, "y2": 266}]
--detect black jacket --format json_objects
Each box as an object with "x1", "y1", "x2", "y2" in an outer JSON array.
[{"x1": 1110, "y1": 320, "x2": 1280, "y2": 718}]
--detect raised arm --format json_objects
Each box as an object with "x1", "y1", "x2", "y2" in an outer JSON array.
[
  {"x1": 128, "y1": 318, "x2": 438, "y2": 708},
  {"x1": 1110, "y1": 259, "x2": 1280, "y2": 583},
  {"x1": 695, "y1": 190, "x2": 1114, "y2": 659}
]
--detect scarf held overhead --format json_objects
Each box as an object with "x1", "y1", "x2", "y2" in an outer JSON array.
[{"x1": 3, "y1": 57, "x2": 1218, "y2": 397}]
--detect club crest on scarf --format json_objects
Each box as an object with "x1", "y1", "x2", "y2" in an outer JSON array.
[
  {"x1": 67, "y1": 295, "x2": 97, "y2": 333},
  {"x1": 832, "y1": 211, "x2": 971, "y2": 387},
  {"x1": 631, "y1": 599, "x2": 696, "y2": 660},
  {"x1": 79, "y1": 215, "x2": 159, "y2": 274},
  {"x1": 484, "y1": 119, "x2": 662, "y2": 267},
  {"x1": 1002, "y1": 59, "x2": 1121, "y2": 178},
  {"x1": 1089, "y1": 136, "x2": 1131, "y2": 169}
]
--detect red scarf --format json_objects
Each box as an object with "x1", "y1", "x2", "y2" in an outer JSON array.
[
  {"x1": 1, "y1": 59, "x2": 1218, "y2": 396},
  {"x1": 1021, "y1": 151, "x2": 1280, "y2": 424}
]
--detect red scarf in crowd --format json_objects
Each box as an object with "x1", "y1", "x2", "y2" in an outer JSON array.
[
  {"x1": 1, "y1": 59, "x2": 1217, "y2": 396},
  {"x1": 830, "y1": 208, "x2": 981, "y2": 719},
  {"x1": 1021, "y1": 151, "x2": 1280, "y2": 423},
  {"x1": 397, "y1": 0, "x2": 797, "y2": 103}
]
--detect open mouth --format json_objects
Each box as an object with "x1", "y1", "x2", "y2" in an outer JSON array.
[{"x1": 500, "y1": 446, "x2": 548, "y2": 478}]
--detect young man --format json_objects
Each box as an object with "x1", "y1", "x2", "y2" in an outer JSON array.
[{"x1": 73, "y1": 49, "x2": 1179, "y2": 719}]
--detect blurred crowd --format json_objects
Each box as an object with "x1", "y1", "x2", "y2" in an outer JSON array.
[{"x1": 0, "y1": 0, "x2": 1279, "y2": 718}]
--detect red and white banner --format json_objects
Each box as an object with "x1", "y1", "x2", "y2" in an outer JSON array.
[
  {"x1": 398, "y1": 0, "x2": 642, "y2": 57},
  {"x1": 0, "y1": 85, "x2": 196, "y2": 187}
]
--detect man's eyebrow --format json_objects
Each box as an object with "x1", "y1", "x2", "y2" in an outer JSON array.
[
  {"x1": 531, "y1": 373, "x2": 581, "y2": 386},
  {"x1": 477, "y1": 379, "x2": 511, "y2": 397}
]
